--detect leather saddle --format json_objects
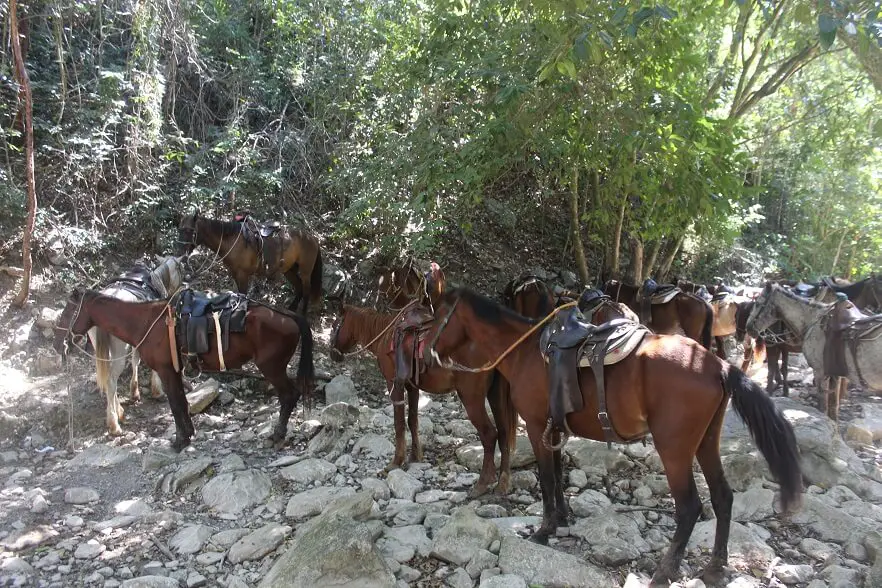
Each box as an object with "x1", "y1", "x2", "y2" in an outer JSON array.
[
  {"x1": 824, "y1": 295, "x2": 882, "y2": 385},
  {"x1": 175, "y1": 289, "x2": 248, "y2": 359},
  {"x1": 792, "y1": 282, "x2": 818, "y2": 298},
  {"x1": 390, "y1": 305, "x2": 435, "y2": 385},
  {"x1": 637, "y1": 279, "x2": 681, "y2": 325},
  {"x1": 237, "y1": 215, "x2": 285, "y2": 275},
  {"x1": 711, "y1": 291, "x2": 731, "y2": 303},
  {"x1": 108, "y1": 264, "x2": 163, "y2": 300},
  {"x1": 540, "y1": 308, "x2": 649, "y2": 446}
]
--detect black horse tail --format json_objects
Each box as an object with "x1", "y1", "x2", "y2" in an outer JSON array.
[
  {"x1": 292, "y1": 312, "x2": 315, "y2": 391},
  {"x1": 723, "y1": 366, "x2": 802, "y2": 512},
  {"x1": 310, "y1": 251, "x2": 323, "y2": 305},
  {"x1": 700, "y1": 298, "x2": 714, "y2": 349}
]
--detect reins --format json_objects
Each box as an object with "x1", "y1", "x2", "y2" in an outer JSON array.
[{"x1": 428, "y1": 299, "x2": 579, "y2": 373}]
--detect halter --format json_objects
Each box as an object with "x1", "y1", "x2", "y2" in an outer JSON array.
[{"x1": 331, "y1": 299, "x2": 420, "y2": 358}]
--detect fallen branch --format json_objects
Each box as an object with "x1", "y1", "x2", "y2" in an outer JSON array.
[{"x1": 0, "y1": 266, "x2": 24, "y2": 277}]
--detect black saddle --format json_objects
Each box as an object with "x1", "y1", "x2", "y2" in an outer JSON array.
[
  {"x1": 106, "y1": 264, "x2": 162, "y2": 300},
  {"x1": 392, "y1": 306, "x2": 434, "y2": 386},
  {"x1": 578, "y1": 288, "x2": 607, "y2": 314},
  {"x1": 711, "y1": 291, "x2": 731, "y2": 302},
  {"x1": 259, "y1": 221, "x2": 282, "y2": 238},
  {"x1": 175, "y1": 289, "x2": 248, "y2": 357},
  {"x1": 641, "y1": 278, "x2": 678, "y2": 299},
  {"x1": 793, "y1": 282, "x2": 818, "y2": 298}
]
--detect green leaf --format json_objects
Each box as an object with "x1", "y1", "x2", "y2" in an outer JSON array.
[
  {"x1": 632, "y1": 7, "x2": 656, "y2": 28},
  {"x1": 655, "y1": 5, "x2": 676, "y2": 20},
  {"x1": 598, "y1": 30, "x2": 614, "y2": 48},
  {"x1": 557, "y1": 58, "x2": 577, "y2": 79},
  {"x1": 611, "y1": 6, "x2": 628, "y2": 25},
  {"x1": 873, "y1": 119, "x2": 882, "y2": 138},
  {"x1": 793, "y1": 4, "x2": 813, "y2": 26},
  {"x1": 574, "y1": 32, "x2": 590, "y2": 61},
  {"x1": 538, "y1": 62, "x2": 556, "y2": 82},
  {"x1": 818, "y1": 13, "x2": 837, "y2": 50}
]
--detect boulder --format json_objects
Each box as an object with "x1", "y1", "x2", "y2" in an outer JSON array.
[
  {"x1": 455, "y1": 435, "x2": 536, "y2": 472},
  {"x1": 286, "y1": 486, "x2": 356, "y2": 520},
  {"x1": 497, "y1": 535, "x2": 611, "y2": 586},
  {"x1": 687, "y1": 520, "x2": 773, "y2": 564},
  {"x1": 325, "y1": 375, "x2": 359, "y2": 406},
  {"x1": 169, "y1": 524, "x2": 214, "y2": 555},
  {"x1": 564, "y1": 438, "x2": 633, "y2": 475},
  {"x1": 227, "y1": 523, "x2": 291, "y2": 563},
  {"x1": 431, "y1": 507, "x2": 500, "y2": 566},
  {"x1": 201, "y1": 469, "x2": 272, "y2": 514},
  {"x1": 387, "y1": 469, "x2": 424, "y2": 501},
  {"x1": 186, "y1": 379, "x2": 219, "y2": 414},
  {"x1": 280, "y1": 458, "x2": 337, "y2": 484}
]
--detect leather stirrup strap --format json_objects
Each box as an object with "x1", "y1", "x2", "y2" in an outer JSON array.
[
  {"x1": 166, "y1": 306, "x2": 180, "y2": 373},
  {"x1": 587, "y1": 343, "x2": 625, "y2": 448},
  {"x1": 212, "y1": 311, "x2": 227, "y2": 371}
]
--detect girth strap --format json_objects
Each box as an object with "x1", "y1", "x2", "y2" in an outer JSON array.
[
  {"x1": 166, "y1": 306, "x2": 181, "y2": 374},
  {"x1": 212, "y1": 311, "x2": 227, "y2": 371},
  {"x1": 583, "y1": 342, "x2": 627, "y2": 448}
]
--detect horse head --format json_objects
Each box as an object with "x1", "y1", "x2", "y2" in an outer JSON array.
[
  {"x1": 53, "y1": 287, "x2": 93, "y2": 362},
  {"x1": 328, "y1": 303, "x2": 352, "y2": 362},
  {"x1": 426, "y1": 290, "x2": 468, "y2": 367},
  {"x1": 746, "y1": 283, "x2": 778, "y2": 336},
  {"x1": 175, "y1": 209, "x2": 199, "y2": 257}
]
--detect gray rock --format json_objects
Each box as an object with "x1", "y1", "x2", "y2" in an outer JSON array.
[
  {"x1": 732, "y1": 487, "x2": 775, "y2": 522},
  {"x1": 186, "y1": 379, "x2": 219, "y2": 414},
  {"x1": 466, "y1": 549, "x2": 498, "y2": 579},
  {"x1": 142, "y1": 449, "x2": 178, "y2": 472},
  {"x1": 0, "y1": 557, "x2": 34, "y2": 576},
  {"x1": 800, "y1": 537, "x2": 839, "y2": 561},
  {"x1": 228, "y1": 523, "x2": 291, "y2": 563},
  {"x1": 475, "y1": 504, "x2": 508, "y2": 518},
  {"x1": 259, "y1": 492, "x2": 395, "y2": 588},
  {"x1": 360, "y1": 478, "x2": 391, "y2": 501},
  {"x1": 68, "y1": 444, "x2": 137, "y2": 469},
  {"x1": 353, "y1": 434, "x2": 395, "y2": 459},
  {"x1": 446, "y1": 567, "x2": 473, "y2": 588},
  {"x1": 308, "y1": 404, "x2": 360, "y2": 457},
  {"x1": 280, "y1": 458, "x2": 337, "y2": 484},
  {"x1": 688, "y1": 520, "x2": 774, "y2": 563},
  {"x1": 74, "y1": 540, "x2": 106, "y2": 559},
  {"x1": 431, "y1": 507, "x2": 501, "y2": 566},
  {"x1": 791, "y1": 494, "x2": 872, "y2": 544},
  {"x1": 186, "y1": 572, "x2": 208, "y2": 588},
  {"x1": 570, "y1": 488, "x2": 612, "y2": 517},
  {"x1": 115, "y1": 499, "x2": 153, "y2": 517},
  {"x1": 497, "y1": 535, "x2": 611, "y2": 586},
  {"x1": 169, "y1": 524, "x2": 214, "y2": 554},
  {"x1": 456, "y1": 436, "x2": 535, "y2": 472},
  {"x1": 773, "y1": 563, "x2": 815, "y2": 585},
  {"x1": 479, "y1": 575, "x2": 526, "y2": 588},
  {"x1": 30, "y1": 495, "x2": 49, "y2": 513},
  {"x1": 219, "y1": 453, "x2": 246, "y2": 472},
  {"x1": 852, "y1": 403, "x2": 882, "y2": 441},
  {"x1": 379, "y1": 525, "x2": 432, "y2": 563},
  {"x1": 160, "y1": 457, "x2": 213, "y2": 494},
  {"x1": 210, "y1": 528, "x2": 250, "y2": 549},
  {"x1": 509, "y1": 471, "x2": 537, "y2": 490},
  {"x1": 571, "y1": 509, "x2": 649, "y2": 566},
  {"x1": 120, "y1": 578, "x2": 181, "y2": 588},
  {"x1": 325, "y1": 375, "x2": 359, "y2": 406},
  {"x1": 387, "y1": 469, "x2": 424, "y2": 501},
  {"x1": 201, "y1": 469, "x2": 272, "y2": 514},
  {"x1": 564, "y1": 438, "x2": 633, "y2": 474},
  {"x1": 286, "y1": 486, "x2": 356, "y2": 520},
  {"x1": 64, "y1": 487, "x2": 100, "y2": 504},
  {"x1": 568, "y1": 469, "x2": 588, "y2": 489},
  {"x1": 820, "y1": 564, "x2": 860, "y2": 586}
]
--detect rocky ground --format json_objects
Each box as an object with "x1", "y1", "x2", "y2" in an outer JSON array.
[{"x1": 2, "y1": 291, "x2": 882, "y2": 588}]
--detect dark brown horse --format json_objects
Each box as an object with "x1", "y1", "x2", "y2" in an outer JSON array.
[
  {"x1": 426, "y1": 288, "x2": 802, "y2": 586},
  {"x1": 603, "y1": 279, "x2": 714, "y2": 349},
  {"x1": 818, "y1": 275, "x2": 882, "y2": 312},
  {"x1": 329, "y1": 304, "x2": 516, "y2": 496},
  {"x1": 176, "y1": 210, "x2": 323, "y2": 313},
  {"x1": 502, "y1": 275, "x2": 556, "y2": 317},
  {"x1": 377, "y1": 258, "x2": 445, "y2": 310},
  {"x1": 737, "y1": 300, "x2": 801, "y2": 396},
  {"x1": 54, "y1": 289, "x2": 314, "y2": 451}
]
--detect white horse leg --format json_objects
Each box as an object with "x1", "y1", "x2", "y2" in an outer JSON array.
[
  {"x1": 130, "y1": 349, "x2": 142, "y2": 402},
  {"x1": 150, "y1": 370, "x2": 164, "y2": 399}
]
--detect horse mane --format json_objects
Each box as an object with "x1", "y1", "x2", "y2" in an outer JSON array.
[
  {"x1": 445, "y1": 288, "x2": 536, "y2": 325},
  {"x1": 199, "y1": 215, "x2": 244, "y2": 238},
  {"x1": 772, "y1": 284, "x2": 833, "y2": 309},
  {"x1": 343, "y1": 305, "x2": 396, "y2": 342}
]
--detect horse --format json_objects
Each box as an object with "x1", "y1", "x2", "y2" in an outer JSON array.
[
  {"x1": 502, "y1": 275, "x2": 556, "y2": 317},
  {"x1": 816, "y1": 275, "x2": 882, "y2": 313},
  {"x1": 54, "y1": 289, "x2": 314, "y2": 451},
  {"x1": 85, "y1": 256, "x2": 185, "y2": 436},
  {"x1": 603, "y1": 279, "x2": 714, "y2": 349},
  {"x1": 736, "y1": 300, "x2": 800, "y2": 396},
  {"x1": 747, "y1": 284, "x2": 882, "y2": 419},
  {"x1": 425, "y1": 288, "x2": 802, "y2": 586},
  {"x1": 175, "y1": 210, "x2": 323, "y2": 314},
  {"x1": 329, "y1": 303, "x2": 516, "y2": 496},
  {"x1": 376, "y1": 258, "x2": 446, "y2": 310}
]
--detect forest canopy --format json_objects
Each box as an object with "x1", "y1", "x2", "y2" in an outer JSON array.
[{"x1": 1, "y1": 0, "x2": 880, "y2": 284}]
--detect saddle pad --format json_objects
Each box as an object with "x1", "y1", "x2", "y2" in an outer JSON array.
[
  {"x1": 578, "y1": 325, "x2": 648, "y2": 367},
  {"x1": 650, "y1": 287, "x2": 680, "y2": 305}
]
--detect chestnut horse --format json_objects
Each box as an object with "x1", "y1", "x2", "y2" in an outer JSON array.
[
  {"x1": 329, "y1": 304, "x2": 516, "y2": 496},
  {"x1": 426, "y1": 288, "x2": 802, "y2": 586},
  {"x1": 502, "y1": 275, "x2": 555, "y2": 317},
  {"x1": 54, "y1": 289, "x2": 314, "y2": 451},
  {"x1": 377, "y1": 258, "x2": 445, "y2": 310},
  {"x1": 603, "y1": 279, "x2": 714, "y2": 349},
  {"x1": 176, "y1": 210, "x2": 323, "y2": 313}
]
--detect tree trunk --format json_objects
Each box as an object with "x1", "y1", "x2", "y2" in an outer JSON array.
[
  {"x1": 830, "y1": 230, "x2": 846, "y2": 276},
  {"x1": 645, "y1": 239, "x2": 663, "y2": 280},
  {"x1": 657, "y1": 234, "x2": 685, "y2": 283},
  {"x1": 11, "y1": 0, "x2": 37, "y2": 309},
  {"x1": 608, "y1": 195, "x2": 627, "y2": 280},
  {"x1": 569, "y1": 167, "x2": 590, "y2": 284},
  {"x1": 628, "y1": 235, "x2": 644, "y2": 283}
]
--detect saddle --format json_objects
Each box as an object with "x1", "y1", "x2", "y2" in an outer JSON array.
[
  {"x1": 637, "y1": 279, "x2": 681, "y2": 325},
  {"x1": 792, "y1": 282, "x2": 818, "y2": 298},
  {"x1": 174, "y1": 289, "x2": 248, "y2": 370},
  {"x1": 107, "y1": 264, "x2": 163, "y2": 300},
  {"x1": 237, "y1": 215, "x2": 285, "y2": 276},
  {"x1": 540, "y1": 308, "x2": 649, "y2": 447},
  {"x1": 711, "y1": 291, "x2": 731, "y2": 303},
  {"x1": 823, "y1": 296, "x2": 882, "y2": 385},
  {"x1": 390, "y1": 305, "x2": 435, "y2": 386}
]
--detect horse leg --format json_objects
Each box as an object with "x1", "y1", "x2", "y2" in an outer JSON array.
[
  {"x1": 387, "y1": 380, "x2": 407, "y2": 471},
  {"x1": 552, "y1": 446, "x2": 568, "y2": 526},
  {"x1": 129, "y1": 349, "x2": 142, "y2": 402},
  {"x1": 285, "y1": 268, "x2": 305, "y2": 314},
  {"x1": 695, "y1": 400, "x2": 733, "y2": 584},
  {"x1": 297, "y1": 264, "x2": 313, "y2": 315},
  {"x1": 406, "y1": 383, "x2": 423, "y2": 462},
  {"x1": 161, "y1": 369, "x2": 194, "y2": 451},
  {"x1": 458, "y1": 388, "x2": 498, "y2": 498},
  {"x1": 525, "y1": 419, "x2": 560, "y2": 544},
  {"x1": 487, "y1": 375, "x2": 512, "y2": 495},
  {"x1": 714, "y1": 336, "x2": 727, "y2": 360},
  {"x1": 233, "y1": 271, "x2": 250, "y2": 295},
  {"x1": 766, "y1": 347, "x2": 779, "y2": 394},
  {"x1": 651, "y1": 448, "x2": 701, "y2": 586},
  {"x1": 106, "y1": 344, "x2": 128, "y2": 435},
  {"x1": 261, "y1": 362, "x2": 300, "y2": 449},
  {"x1": 780, "y1": 349, "x2": 789, "y2": 397}
]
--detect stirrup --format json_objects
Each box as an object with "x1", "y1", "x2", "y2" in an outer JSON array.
[{"x1": 182, "y1": 359, "x2": 202, "y2": 380}]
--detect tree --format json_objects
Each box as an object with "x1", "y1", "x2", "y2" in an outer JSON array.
[{"x1": 9, "y1": 0, "x2": 36, "y2": 308}]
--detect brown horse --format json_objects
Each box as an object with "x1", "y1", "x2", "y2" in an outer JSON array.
[
  {"x1": 426, "y1": 288, "x2": 802, "y2": 586},
  {"x1": 176, "y1": 210, "x2": 323, "y2": 313},
  {"x1": 54, "y1": 289, "x2": 314, "y2": 451},
  {"x1": 817, "y1": 275, "x2": 882, "y2": 313},
  {"x1": 377, "y1": 258, "x2": 445, "y2": 310},
  {"x1": 502, "y1": 275, "x2": 556, "y2": 317},
  {"x1": 329, "y1": 304, "x2": 516, "y2": 496},
  {"x1": 603, "y1": 279, "x2": 714, "y2": 349}
]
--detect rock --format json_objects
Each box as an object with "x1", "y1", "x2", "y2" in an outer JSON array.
[
  {"x1": 352, "y1": 434, "x2": 395, "y2": 459},
  {"x1": 568, "y1": 469, "x2": 588, "y2": 489},
  {"x1": 774, "y1": 563, "x2": 814, "y2": 585},
  {"x1": 456, "y1": 436, "x2": 535, "y2": 472},
  {"x1": 280, "y1": 458, "x2": 337, "y2": 484},
  {"x1": 142, "y1": 449, "x2": 178, "y2": 472},
  {"x1": 431, "y1": 507, "x2": 501, "y2": 566},
  {"x1": 286, "y1": 486, "x2": 356, "y2": 520},
  {"x1": 185, "y1": 378, "x2": 219, "y2": 414},
  {"x1": 169, "y1": 524, "x2": 214, "y2": 554},
  {"x1": 509, "y1": 471, "x2": 537, "y2": 490},
  {"x1": 259, "y1": 492, "x2": 395, "y2": 588},
  {"x1": 201, "y1": 469, "x2": 272, "y2": 514},
  {"x1": 115, "y1": 499, "x2": 153, "y2": 517},
  {"x1": 479, "y1": 575, "x2": 526, "y2": 588},
  {"x1": 308, "y1": 403, "x2": 360, "y2": 457},
  {"x1": 387, "y1": 469, "x2": 424, "y2": 500},
  {"x1": 360, "y1": 478, "x2": 391, "y2": 501},
  {"x1": 0, "y1": 557, "x2": 34, "y2": 577},
  {"x1": 571, "y1": 509, "x2": 649, "y2": 566},
  {"x1": 390, "y1": 501, "x2": 428, "y2": 526},
  {"x1": 846, "y1": 423, "x2": 874, "y2": 445},
  {"x1": 497, "y1": 535, "x2": 611, "y2": 586},
  {"x1": 320, "y1": 402, "x2": 361, "y2": 428},
  {"x1": 820, "y1": 564, "x2": 860, "y2": 586},
  {"x1": 325, "y1": 375, "x2": 359, "y2": 406},
  {"x1": 688, "y1": 521, "x2": 774, "y2": 564},
  {"x1": 466, "y1": 549, "x2": 498, "y2": 579},
  {"x1": 30, "y1": 494, "x2": 49, "y2": 513},
  {"x1": 791, "y1": 494, "x2": 872, "y2": 544},
  {"x1": 210, "y1": 528, "x2": 251, "y2": 549},
  {"x1": 68, "y1": 444, "x2": 137, "y2": 468},
  {"x1": 379, "y1": 525, "x2": 432, "y2": 563},
  {"x1": 799, "y1": 537, "x2": 838, "y2": 561},
  {"x1": 120, "y1": 578, "x2": 181, "y2": 588},
  {"x1": 852, "y1": 404, "x2": 882, "y2": 441},
  {"x1": 160, "y1": 457, "x2": 213, "y2": 494},
  {"x1": 187, "y1": 572, "x2": 208, "y2": 588},
  {"x1": 35, "y1": 307, "x2": 62, "y2": 328},
  {"x1": 74, "y1": 539, "x2": 106, "y2": 559},
  {"x1": 64, "y1": 486, "x2": 100, "y2": 504},
  {"x1": 564, "y1": 438, "x2": 633, "y2": 474},
  {"x1": 570, "y1": 488, "x2": 612, "y2": 517},
  {"x1": 475, "y1": 504, "x2": 508, "y2": 519},
  {"x1": 446, "y1": 567, "x2": 473, "y2": 588},
  {"x1": 732, "y1": 487, "x2": 775, "y2": 522},
  {"x1": 228, "y1": 523, "x2": 291, "y2": 563}
]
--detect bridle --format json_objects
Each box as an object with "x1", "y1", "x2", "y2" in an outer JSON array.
[{"x1": 56, "y1": 291, "x2": 88, "y2": 361}]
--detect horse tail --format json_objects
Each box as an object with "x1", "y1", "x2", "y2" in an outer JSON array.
[
  {"x1": 94, "y1": 329, "x2": 113, "y2": 396},
  {"x1": 292, "y1": 313, "x2": 315, "y2": 389},
  {"x1": 490, "y1": 370, "x2": 518, "y2": 457},
  {"x1": 752, "y1": 337, "x2": 767, "y2": 367},
  {"x1": 700, "y1": 298, "x2": 714, "y2": 349},
  {"x1": 310, "y1": 250, "x2": 323, "y2": 305},
  {"x1": 723, "y1": 366, "x2": 802, "y2": 512}
]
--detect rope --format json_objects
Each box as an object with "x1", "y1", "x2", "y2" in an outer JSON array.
[
  {"x1": 337, "y1": 299, "x2": 420, "y2": 358},
  {"x1": 431, "y1": 300, "x2": 578, "y2": 374}
]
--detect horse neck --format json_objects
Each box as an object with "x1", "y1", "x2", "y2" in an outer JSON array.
[
  {"x1": 771, "y1": 290, "x2": 829, "y2": 337},
  {"x1": 456, "y1": 305, "x2": 535, "y2": 378},
  {"x1": 151, "y1": 260, "x2": 181, "y2": 297},
  {"x1": 346, "y1": 308, "x2": 395, "y2": 352},
  {"x1": 197, "y1": 218, "x2": 235, "y2": 254},
  {"x1": 84, "y1": 296, "x2": 163, "y2": 348}
]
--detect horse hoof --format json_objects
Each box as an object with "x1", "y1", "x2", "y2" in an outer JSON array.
[
  {"x1": 468, "y1": 483, "x2": 491, "y2": 499},
  {"x1": 171, "y1": 437, "x2": 192, "y2": 453},
  {"x1": 529, "y1": 530, "x2": 551, "y2": 546},
  {"x1": 701, "y1": 563, "x2": 726, "y2": 586}
]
